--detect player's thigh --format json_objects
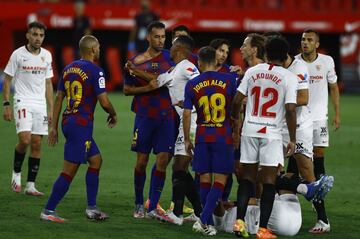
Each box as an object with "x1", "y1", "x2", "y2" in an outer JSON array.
[
  {"x1": 31, "y1": 103, "x2": 48, "y2": 135},
  {"x1": 240, "y1": 136, "x2": 260, "y2": 164},
  {"x1": 131, "y1": 115, "x2": 154, "y2": 154},
  {"x1": 259, "y1": 138, "x2": 283, "y2": 167},
  {"x1": 153, "y1": 119, "x2": 176, "y2": 154},
  {"x1": 62, "y1": 124, "x2": 93, "y2": 164},
  {"x1": 210, "y1": 143, "x2": 234, "y2": 174},
  {"x1": 13, "y1": 100, "x2": 33, "y2": 134},
  {"x1": 313, "y1": 120, "x2": 329, "y2": 147}
]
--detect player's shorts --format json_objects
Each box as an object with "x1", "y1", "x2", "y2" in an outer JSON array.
[
  {"x1": 13, "y1": 99, "x2": 48, "y2": 135},
  {"x1": 313, "y1": 119, "x2": 329, "y2": 147},
  {"x1": 62, "y1": 123, "x2": 100, "y2": 164},
  {"x1": 192, "y1": 142, "x2": 234, "y2": 174},
  {"x1": 174, "y1": 111, "x2": 197, "y2": 156},
  {"x1": 131, "y1": 115, "x2": 175, "y2": 154},
  {"x1": 268, "y1": 194, "x2": 302, "y2": 236},
  {"x1": 240, "y1": 136, "x2": 283, "y2": 167},
  {"x1": 282, "y1": 124, "x2": 313, "y2": 159}
]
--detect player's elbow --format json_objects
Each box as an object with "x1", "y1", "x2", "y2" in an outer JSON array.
[{"x1": 123, "y1": 86, "x2": 132, "y2": 96}]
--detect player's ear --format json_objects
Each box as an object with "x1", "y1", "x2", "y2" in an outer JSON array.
[{"x1": 315, "y1": 41, "x2": 320, "y2": 49}]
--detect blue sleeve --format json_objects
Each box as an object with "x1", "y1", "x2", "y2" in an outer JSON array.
[
  {"x1": 183, "y1": 81, "x2": 194, "y2": 110},
  {"x1": 124, "y1": 71, "x2": 136, "y2": 86},
  {"x1": 92, "y1": 66, "x2": 107, "y2": 96}
]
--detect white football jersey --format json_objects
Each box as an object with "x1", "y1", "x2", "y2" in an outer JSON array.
[
  {"x1": 295, "y1": 53, "x2": 337, "y2": 121},
  {"x1": 4, "y1": 46, "x2": 53, "y2": 104},
  {"x1": 157, "y1": 59, "x2": 199, "y2": 114},
  {"x1": 238, "y1": 63, "x2": 298, "y2": 140},
  {"x1": 285, "y1": 58, "x2": 312, "y2": 129}
]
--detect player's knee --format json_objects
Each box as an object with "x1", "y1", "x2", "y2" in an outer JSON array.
[
  {"x1": 19, "y1": 136, "x2": 31, "y2": 147},
  {"x1": 313, "y1": 147, "x2": 324, "y2": 157}
]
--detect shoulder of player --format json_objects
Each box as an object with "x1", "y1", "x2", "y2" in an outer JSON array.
[{"x1": 317, "y1": 53, "x2": 335, "y2": 64}]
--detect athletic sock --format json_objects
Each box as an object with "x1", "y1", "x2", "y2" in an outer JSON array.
[
  {"x1": 200, "y1": 182, "x2": 224, "y2": 225},
  {"x1": 134, "y1": 168, "x2": 146, "y2": 205},
  {"x1": 276, "y1": 173, "x2": 301, "y2": 193},
  {"x1": 184, "y1": 172, "x2": 202, "y2": 217},
  {"x1": 286, "y1": 155, "x2": 299, "y2": 174},
  {"x1": 199, "y1": 182, "x2": 211, "y2": 208},
  {"x1": 86, "y1": 167, "x2": 99, "y2": 207},
  {"x1": 259, "y1": 183, "x2": 276, "y2": 228},
  {"x1": 313, "y1": 157, "x2": 325, "y2": 180},
  {"x1": 27, "y1": 157, "x2": 40, "y2": 182},
  {"x1": 313, "y1": 199, "x2": 328, "y2": 224},
  {"x1": 236, "y1": 179, "x2": 253, "y2": 220},
  {"x1": 148, "y1": 169, "x2": 166, "y2": 212},
  {"x1": 222, "y1": 174, "x2": 233, "y2": 201},
  {"x1": 14, "y1": 150, "x2": 25, "y2": 173},
  {"x1": 172, "y1": 170, "x2": 187, "y2": 217},
  {"x1": 45, "y1": 172, "x2": 73, "y2": 211},
  {"x1": 148, "y1": 163, "x2": 157, "y2": 199}
]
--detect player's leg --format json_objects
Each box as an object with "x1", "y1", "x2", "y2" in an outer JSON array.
[{"x1": 24, "y1": 134, "x2": 44, "y2": 195}]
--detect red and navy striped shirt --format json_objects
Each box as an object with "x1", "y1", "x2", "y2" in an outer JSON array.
[
  {"x1": 125, "y1": 50, "x2": 175, "y2": 120},
  {"x1": 58, "y1": 59, "x2": 106, "y2": 128},
  {"x1": 184, "y1": 71, "x2": 237, "y2": 144}
]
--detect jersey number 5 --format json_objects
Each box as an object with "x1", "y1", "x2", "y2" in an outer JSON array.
[
  {"x1": 251, "y1": 86, "x2": 278, "y2": 118},
  {"x1": 198, "y1": 93, "x2": 226, "y2": 123}
]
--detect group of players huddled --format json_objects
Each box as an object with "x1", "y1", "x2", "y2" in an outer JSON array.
[{"x1": 3, "y1": 20, "x2": 340, "y2": 238}]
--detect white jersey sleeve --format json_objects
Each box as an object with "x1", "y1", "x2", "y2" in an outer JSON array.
[
  {"x1": 326, "y1": 56, "x2": 337, "y2": 84},
  {"x1": 157, "y1": 70, "x2": 172, "y2": 88},
  {"x1": 285, "y1": 73, "x2": 298, "y2": 105},
  {"x1": 237, "y1": 70, "x2": 250, "y2": 96},
  {"x1": 4, "y1": 51, "x2": 18, "y2": 77},
  {"x1": 45, "y1": 51, "x2": 54, "y2": 79}
]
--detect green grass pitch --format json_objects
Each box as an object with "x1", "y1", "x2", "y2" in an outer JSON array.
[{"x1": 0, "y1": 93, "x2": 359, "y2": 238}]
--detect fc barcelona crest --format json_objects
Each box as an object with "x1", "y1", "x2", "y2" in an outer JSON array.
[
  {"x1": 316, "y1": 64, "x2": 321, "y2": 71},
  {"x1": 151, "y1": 62, "x2": 159, "y2": 70}
]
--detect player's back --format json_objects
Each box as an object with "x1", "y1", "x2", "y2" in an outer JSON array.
[
  {"x1": 125, "y1": 50, "x2": 175, "y2": 119},
  {"x1": 239, "y1": 63, "x2": 298, "y2": 139},
  {"x1": 185, "y1": 71, "x2": 237, "y2": 144},
  {"x1": 59, "y1": 59, "x2": 106, "y2": 128}
]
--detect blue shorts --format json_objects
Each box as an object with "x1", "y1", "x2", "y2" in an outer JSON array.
[
  {"x1": 192, "y1": 142, "x2": 234, "y2": 174},
  {"x1": 131, "y1": 115, "x2": 175, "y2": 154},
  {"x1": 62, "y1": 124, "x2": 100, "y2": 164}
]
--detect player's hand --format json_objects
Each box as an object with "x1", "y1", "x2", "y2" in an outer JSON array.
[
  {"x1": 185, "y1": 139, "x2": 194, "y2": 157},
  {"x1": 107, "y1": 114, "x2": 117, "y2": 128},
  {"x1": 285, "y1": 141, "x2": 296, "y2": 157},
  {"x1": 173, "y1": 101, "x2": 184, "y2": 109},
  {"x1": 332, "y1": 115, "x2": 340, "y2": 131},
  {"x1": 3, "y1": 106, "x2": 12, "y2": 121},
  {"x1": 148, "y1": 80, "x2": 158, "y2": 89},
  {"x1": 230, "y1": 65, "x2": 243, "y2": 76},
  {"x1": 48, "y1": 128, "x2": 58, "y2": 146},
  {"x1": 125, "y1": 61, "x2": 136, "y2": 76}
]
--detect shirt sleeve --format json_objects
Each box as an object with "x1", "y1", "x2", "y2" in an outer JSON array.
[
  {"x1": 237, "y1": 71, "x2": 249, "y2": 96},
  {"x1": 4, "y1": 51, "x2": 18, "y2": 77},
  {"x1": 285, "y1": 74, "x2": 298, "y2": 104},
  {"x1": 92, "y1": 67, "x2": 107, "y2": 96},
  {"x1": 45, "y1": 52, "x2": 54, "y2": 79},
  {"x1": 326, "y1": 56, "x2": 337, "y2": 84},
  {"x1": 183, "y1": 81, "x2": 194, "y2": 110},
  {"x1": 183, "y1": 63, "x2": 200, "y2": 80},
  {"x1": 157, "y1": 71, "x2": 172, "y2": 88}
]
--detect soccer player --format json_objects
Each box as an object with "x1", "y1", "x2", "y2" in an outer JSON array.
[
  {"x1": 125, "y1": 35, "x2": 203, "y2": 225},
  {"x1": 123, "y1": 21, "x2": 175, "y2": 219},
  {"x1": 295, "y1": 29, "x2": 340, "y2": 233},
  {"x1": 183, "y1": 46, "x2": 238, "y2": 236},
  {"x1": 240, "y1": 33, "x2": 266, "y2": 68},
  {"x1": 40, "y1": 35, "x2": 117, "y2": 222},
  {"x1": 231, "y1": 37, "x2": 298, "y2": 239},
  {"x1": 171, "y1": 25, "x2": 191, "y2": 43},
  {"x1": 3, "y1": 21, "x2": 54, "y2": 196}
]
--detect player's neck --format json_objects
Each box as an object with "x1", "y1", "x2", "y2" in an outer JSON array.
[
  {"x1": 81, "y1": 55, "x2": 94, "y2": 62},
  {"x1": 301, "y1": 52, "x2": 317, "y2": 63},
  {"x1": 26, "y1": 44, "x2": 40, "y2": 55},
  {"x1": 284, "y1": 54, "x2": 293, "y2": 68},
  {"x1": 215, "y1": 63, "x2": 222, "y2": 71},
  {"x1": 248, "y1": 57, "x2": 263, "y2": 67},
  {"x1": 145, "y1": 47, "x2": 161, "y2": 59},
  {"x1": 201, "y1": 65, "x2": 217, "y2": 72},
  {"x1": 173, "y1": 54, "x2": 187, "y2": 64}
]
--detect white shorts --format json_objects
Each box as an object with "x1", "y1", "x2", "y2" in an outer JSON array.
[
  {"x1": 174, "y1": 110, "x2": 197, "y2": 156},
  {"x1": 282, "y1": 124, "x2": 313, "y2": 158},
  {"x1": 13, "y1": 100, "x2": 48, "y2": 135},
  {"x1": 313, "y1": 120, "x2": 329, "y2": 147},
  {"x1": 240, "y1": 136, "x2": 284, "y2": 166},
  {"x1": 268, "y1": 194, "x2": 302, "y2": 236}
]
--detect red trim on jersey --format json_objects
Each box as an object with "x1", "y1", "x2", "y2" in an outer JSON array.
[
  {"x1": 257, "y1": 126, "x2": 267, "y2": 134},
  {"x1": 268, "y1": 64, "x2": 274, "y2": 71}
]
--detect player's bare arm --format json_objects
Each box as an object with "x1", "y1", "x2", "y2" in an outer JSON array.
[
  {"x1": 2, "y1": 73, "x2": 13, "y2": 121},
  {"x1": 231, "y1": 92, "x2": 246, "y2": 149},
  {"x1": 183, "y1": 108, "x2": 193, "y2": 156},
  {"x1": 229, "y1": 65, "x2": 244, "y2": 76},
  {"x1": 329, "y1": 82, "x2": 340, "y2": 131},
  {"x1": 48, "y1": 90, "x2": 65, "y2": 146},
  {"x1": 45, "y1": 78, "x2": 54, "y2": 125},
  {"x1": 296, "y1": 89, "x2": 308, "y2": 106},
  {"x1": 98, "y1": 92, "x2": 117, "y2": 128},
  {"x1": 285, "y1": 103, "x2": 297, "y2": 156}
]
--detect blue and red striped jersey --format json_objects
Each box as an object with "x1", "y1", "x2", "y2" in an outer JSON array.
[
  {"x1": 58, "y1": 59, "x2": 106, "y2": 128},
  {"x1": 125, "y1": 50, "x2": 176, "y2": 120},
  {"x1": 184, "y1": 71, "x2": 237, "y2": 144}
]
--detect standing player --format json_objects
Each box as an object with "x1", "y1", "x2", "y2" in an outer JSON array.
[
  {"x1": 123, "y1": 21, "x2": 175, "y2": 219},
  {"x1": 231, "y1": 37, "x2": 298, "y2": 239},
  {"x1": 295, "y1": 29, "x2": 341, "y2": 233},
  {"x1": 3, "y1": 21, "x2": 54, "y2": 196},
  {"x1": 126, "y1": 35, "x2": 202, "y2": 225},
  {"x1": 240, "y1": 33, "x2": 266, "y2": 68},
  {"x1": 183, "y1": 46, "x2": 238, "y2": 236},
  {"x1": 171, "y1": 25, "x2": 191, "y2": 42},
  {"x1": 40, "y1": 35, "x2": 117, "y2": 222}
]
